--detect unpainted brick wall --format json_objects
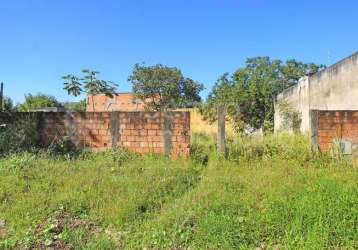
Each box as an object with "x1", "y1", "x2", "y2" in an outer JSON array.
[
  {"x1": 38, "y1": 111, "x2": 190, "y2": 156},
  {"x1": 311, "y1": 110, "x2": 358, "y2": 156},
  {"x1": 86, "y1": 93, "x2": 146, "y2": 112}
]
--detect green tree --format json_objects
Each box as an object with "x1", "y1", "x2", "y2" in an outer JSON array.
[
  {"x1": 198, "y1": 73, "x2": 236, "y2": 122},
  {"x1": 62, "y1": 69, "x2": 117, "y2": 111},
  {"x1": 128, "y1": 64, "x2": 204, "y2": 110},
  {"x1": 62, "y1": 99, "x2": 86, "y2": 111},
  {"x1": 281, "y1": 59, "x2": 325, "y2": 89},
  {"x1": 16, "y1": 93, "x2": 61, "y2": 111},
  {"x1": 201, "y1": 57, "x2": 324, "y2": 133},
  {"x1": 3, "y1": 96, "x2": 14, "y2": 111}
]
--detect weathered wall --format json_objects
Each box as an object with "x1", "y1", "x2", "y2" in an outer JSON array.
[
  {"x1": 274, "y1": 77, "x2": 310, "y2": 132},
  {"x1": 310, "y1": 52, "x2": 358, "y2": 111},
  {"x1": 275, "y1": 51, "x2": 358, "y2": 132},
  {"x1": 86, "y1": 93, "x2": 145, "y2": 112},
  {"x1": 176, "y1": 108, "x2": 236, "y2": 136},
  {"x1": 311, "y1": 110, "x2": 358, "y2": 157},
  {"x1": 6, "y1": 111, "x2": 190, "y2": 156}
]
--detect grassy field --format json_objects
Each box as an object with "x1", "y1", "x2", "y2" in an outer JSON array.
[{"x1": 1, "y1": 133, "x2": 358, "y2": 249}]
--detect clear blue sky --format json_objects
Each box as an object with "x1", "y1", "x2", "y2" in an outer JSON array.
[{"x1": 1, "y1": 0, "x2": 358, "y2": 104}]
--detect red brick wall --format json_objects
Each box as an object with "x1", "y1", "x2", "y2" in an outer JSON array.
[
  {"x1": 315, "y1": 110, "x2": 358, "y2": 155},
  {"x1": 86, "y1": 93, "x2": 146, "y2": 112},
  {"x1": 39, "y1": 111, "x2": 190, "y2": 156}
]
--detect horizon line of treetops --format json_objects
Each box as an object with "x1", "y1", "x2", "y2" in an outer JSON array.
[{"x1": 2, "y1": 56, "x2": 325, "y2": 133}]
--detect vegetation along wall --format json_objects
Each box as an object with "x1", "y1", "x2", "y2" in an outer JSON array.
[
  {"x1": 311, "y1": 110, "x2": 358, "y2": 158},
  {"x1": 4, "y1": 111, "x2": 190, "y2": 156}
]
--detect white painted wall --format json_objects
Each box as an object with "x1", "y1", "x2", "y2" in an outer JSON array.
[{"x1": 275, "y1": 51, "x2": 358, "y2": 133}]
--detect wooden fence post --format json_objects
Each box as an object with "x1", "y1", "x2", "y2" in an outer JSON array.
[{"x1": 217, "y1": 105, "x2": 226, "y2": 156}]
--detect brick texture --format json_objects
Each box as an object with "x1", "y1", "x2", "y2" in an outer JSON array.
[
  {"x1": 315, "y1": 110, "x2": 358, "y2": 156},
  {"x1": 4, "y1": 111, "x2": 190, "y2": 157},
  {"x1": 86, "y1": 93, "x2": 146, "y2": 112}
]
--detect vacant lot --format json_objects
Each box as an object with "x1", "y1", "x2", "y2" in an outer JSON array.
[{"x1": 1, "y1": 134, "x2": 358, "y2": 249}]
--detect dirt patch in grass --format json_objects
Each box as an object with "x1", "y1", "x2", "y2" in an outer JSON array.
[{"x1": 25, "y1": 206, "x2": 96, "y2": 250}]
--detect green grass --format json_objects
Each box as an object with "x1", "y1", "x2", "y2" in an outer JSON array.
[{"x1": 1, "y1": 134, "x2": 358, "y2": 249}]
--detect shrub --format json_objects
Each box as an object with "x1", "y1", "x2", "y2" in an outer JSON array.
[
  {"x1": 190, "y1": 133, "x2": 213, "y2": 165},
  {"x1": 226, "y1": 133, "x2": 312, "y2": 163},
  {"x1": 0, "y1": 113, "x2": 39, "y2": 155},
  {"x1": 276, "y1": 100, "x2": 302, "y2": 132},
  {"x1": 47, "y1": 136, "x2": 81, "y2": 159}
]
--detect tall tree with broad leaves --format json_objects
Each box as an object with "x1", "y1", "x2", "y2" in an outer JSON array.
[
  {"x1": 16, "y1": 93, "x2": 62, "y2": 111},
  {"x1": 62, "y1": 69, "x2": 118, "y2": 111},
  {"x1": 200, "y1": 57, "x2": 325, "y2": 133},
  {"x1": 128, "y1": 64, "x2": 204, "y2": 111}
]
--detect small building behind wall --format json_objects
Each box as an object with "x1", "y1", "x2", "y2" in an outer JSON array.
[
  {"x1": 86, "y1": 92, "x2": 146, "y2": 112},
  {"x1": 274, "y1": 51, "x2": 358, "y2": 133}
]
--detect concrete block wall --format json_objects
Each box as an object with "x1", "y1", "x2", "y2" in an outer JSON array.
[
  {"x1": 274, "y1": 77, "x2": 310, "y2": 132},
  {"x1": 35, "y1": 111, "x2": 190, "y2": 156},
  {"x1": 275, "y1": 51, "x2": 358, "y2": 133},
  {"x1": 311, "y1": 110, "x2": 358, "y2": 157}
]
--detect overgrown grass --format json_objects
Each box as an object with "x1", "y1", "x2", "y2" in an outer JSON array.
[
  {"x1": 0, "y1": 113, "x2": 39, "y2": 156},
  {"x1": 1, "y1": 133, "x2": 358, "y2": 249}
]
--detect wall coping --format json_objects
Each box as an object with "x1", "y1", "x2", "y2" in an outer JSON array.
[{"x1": 277, "y1": 50, "x2": 358, "y2": 98}]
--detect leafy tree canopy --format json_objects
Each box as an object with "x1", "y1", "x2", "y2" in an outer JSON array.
[
  {"x1": 128, "y1": 64, "x2": 204, "y2": 110},
  {"x1": 62, "y1": 99, "x2": 86, "y2": 111},
  {"x1": 16, "y1": 93, "x2": 62, "y2": 111},
  {"x1": 62, "y1": 69, "x2": 117, "y2": 111},
  {"x1": 62, "y1": 69, "x2": 118, "y2": 97},
  {"x1": 2, "y1": 96, "x2": 14, "y2": 111},
  {"x1": 200, "y1": 57, "x2": 325, "y2": 133}
]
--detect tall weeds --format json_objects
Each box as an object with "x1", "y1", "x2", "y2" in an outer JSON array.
[
  {"x1": 1, "y1": 133, "x2": 357, "y2": 249},
  {"x1": 0, "y1": 113, "x2": 39, "y2": 155}
]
